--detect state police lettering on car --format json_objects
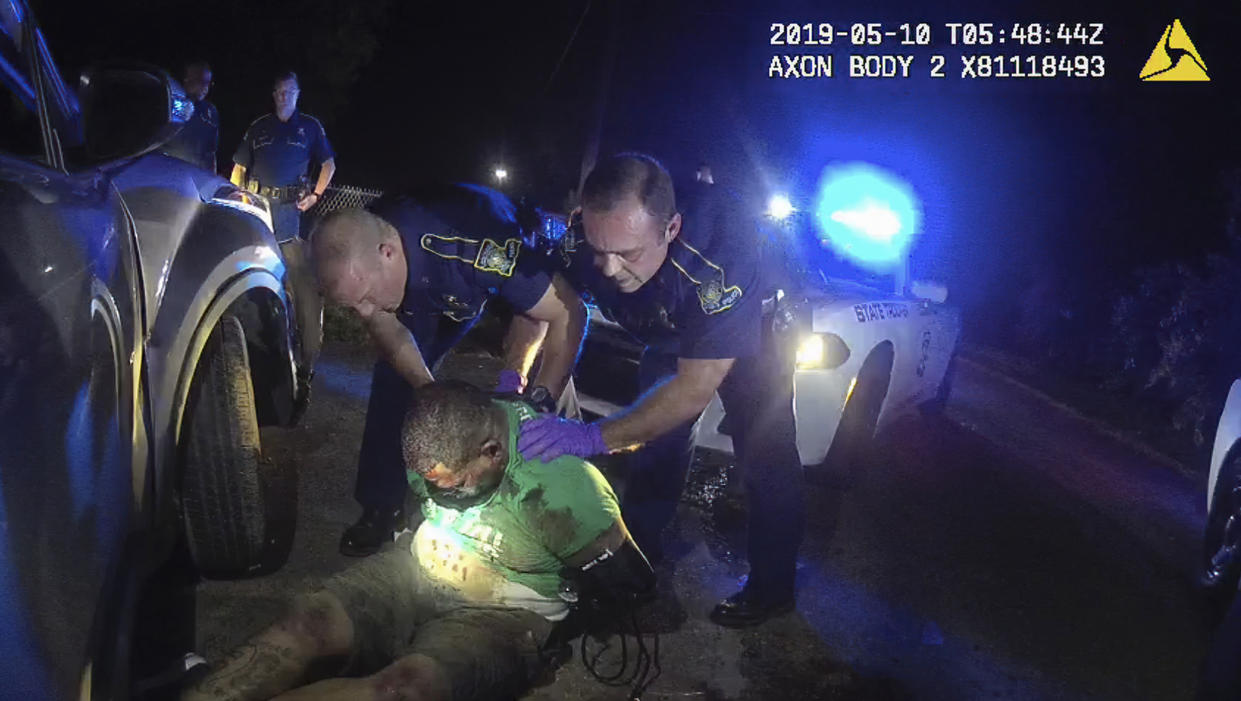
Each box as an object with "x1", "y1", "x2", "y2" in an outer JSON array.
[{"x1": 853, "y1": 301, "x2": 909, "y2": 323}]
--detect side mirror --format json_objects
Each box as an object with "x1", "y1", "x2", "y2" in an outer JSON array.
[
  {"x1": 78, "y1": 64, "x2": 192, "y2": 164},
  {"x1": 911, "y1": 280, "x2": 948, "y2": 303}
]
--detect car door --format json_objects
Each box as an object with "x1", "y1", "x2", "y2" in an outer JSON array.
[{"x1": 0, "y1": 4, "x2": 143, "y2": 698}]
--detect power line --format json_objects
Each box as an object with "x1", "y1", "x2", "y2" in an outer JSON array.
[{"x1": 541, "y1": 0, "x2": 593, "y2": 95}]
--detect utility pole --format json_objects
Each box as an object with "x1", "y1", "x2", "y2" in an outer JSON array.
[{"x1": 576, "y1": 0, "x2": 622, "y2": 200}]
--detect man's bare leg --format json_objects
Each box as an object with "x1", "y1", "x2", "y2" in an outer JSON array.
[
  {"x1": 270, "y1": 653, "x2": 451, "y2": 701},
  {"x1": 182, "y1": 591, "x2": 354, "y2": 701}
]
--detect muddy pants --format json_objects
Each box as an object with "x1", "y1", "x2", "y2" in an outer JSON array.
[
  {"x1": 621, "y1": 322, "x2": 805, "y2": 600},
  {"x1": 317, "y1": 545, "x2": 554, "y2": 700},
  {"x1": 354, "y1": 312, "x2": 472, "y2": 510}
]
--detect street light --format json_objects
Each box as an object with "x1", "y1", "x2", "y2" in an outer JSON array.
[{"x1": 494, "y1": 166, "x2": 508, "y2": 183}]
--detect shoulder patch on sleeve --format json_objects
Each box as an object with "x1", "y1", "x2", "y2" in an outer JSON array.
[
  {"x1": 670, "y1": 240, "x2": 743, "y2": 315},
  {"x1": 420, "y1": 234, "x2": 522, "y2": 278},
  {"x1": 475, "y1": 238, "x2": 521, "y2": 277}
]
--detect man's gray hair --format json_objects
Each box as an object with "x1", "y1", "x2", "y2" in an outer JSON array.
[{"x1": 401, "y1": 382, "x2": 505, "y2": 476}]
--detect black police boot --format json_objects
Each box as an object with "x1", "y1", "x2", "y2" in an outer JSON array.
[
  {"x1": 708, "y1": 587, "x2": 795, "y2": 628},
  {"x1": 339, "y1": 506, "x2": 404, "y2": 557}
]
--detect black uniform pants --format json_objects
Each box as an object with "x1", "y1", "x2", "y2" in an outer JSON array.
[
  {"x1": 354, "y1": 312, "x2": 473, "y2": 510},
  {"x1": 620, "y1": 323, "x2": 806, "y2": 600}
]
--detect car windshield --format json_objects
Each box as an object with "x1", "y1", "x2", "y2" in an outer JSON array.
[
  {"x1": 0, "y1": 1, "x2": 41, "y2": 158},
  {"x1": 32, "y1": 26, "x2": 81, "y2": 146},
  {"x1": 0, "y1": 0, "x2": 81, "y2": 159},
  {"x1": 0, "y1": 1, "x2": 30, "y2": 101}
]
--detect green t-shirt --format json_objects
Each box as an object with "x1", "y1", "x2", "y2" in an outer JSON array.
[{"x1": 407, "y1": 400, "x2": 621, "y2": 620}]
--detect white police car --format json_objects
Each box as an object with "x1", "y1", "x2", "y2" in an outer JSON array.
[{"x1": 575, "y1": 276, "x2": 960, "y2": 471}]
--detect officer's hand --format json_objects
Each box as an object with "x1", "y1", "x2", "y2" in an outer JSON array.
[
  {"x1": 296, "y1": 192, "x2": 320, "y2": 211},
  {"x1": 518, "y1": 416, "x2": 606, "y2": 463},
  {"x1": 494, "y1": 369, "x2": 525, "y2": 394}
]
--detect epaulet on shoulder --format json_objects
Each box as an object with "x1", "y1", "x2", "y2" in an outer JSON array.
[
  {"x1": 247, "y1": 113, "x2": 271, "y2": 129},
  {"x1": 300, "y1": 113, "x2": 325, "y2": 129}
]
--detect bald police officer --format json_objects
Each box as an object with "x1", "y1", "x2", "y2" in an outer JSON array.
[
  {"x1": 517, "y1": 153, "x2": 805, "y2": 627},
  {"x1": 311, "y1": 183, "x2": 587, "y2": 556}
]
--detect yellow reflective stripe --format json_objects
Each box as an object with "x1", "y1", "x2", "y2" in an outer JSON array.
[
  {"x1": 669, "y1": 257, "x2": 701, "y2": 285},
  {"x1": 674, "y1": 238, "x2": 726, "y2": 275},
  {"x1": 420, "y1": 233, "x2": 480, "y2": 264}
]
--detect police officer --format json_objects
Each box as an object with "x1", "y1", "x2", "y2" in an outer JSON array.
[
  {"x1": 162, "y1": 61, "x2": 218, "y2": 172},
  {"x1": 517, "y1": 153, "x2": 805, "y2": 627},
  {"x1": 230, "y1": 71, "x2": 336, "y2": 239},
  {"x1": 310, "y1": 183, "x2": 587, "y2": 556},
  {"x1": 231, "y1": 71, "x2": 336, "y2": 375}
]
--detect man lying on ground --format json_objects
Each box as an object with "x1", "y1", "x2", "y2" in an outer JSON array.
[{"x1": 183, "y1": 382, "x2": 654, "y2": 701}]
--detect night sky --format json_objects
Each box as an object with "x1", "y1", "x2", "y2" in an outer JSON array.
[{"x1": 32, "y1": 0, "x2": 1241, "y2": 336}]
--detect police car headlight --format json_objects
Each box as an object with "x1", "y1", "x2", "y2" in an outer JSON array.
[{"x1": 795, "y1": 333, "x2": 850, "y2": 370}]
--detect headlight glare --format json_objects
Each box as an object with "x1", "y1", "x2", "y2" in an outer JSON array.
[{"x1": 795, "y1": 333, "x2": 850, "y2": 370}]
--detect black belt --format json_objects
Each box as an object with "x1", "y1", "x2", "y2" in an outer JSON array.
[{"x1": 256, "y1": 184, "x2": 302, "y2": 201}]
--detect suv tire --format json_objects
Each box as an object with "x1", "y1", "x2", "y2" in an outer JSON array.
[
  {"x1": 180, "y1": 315, "x2": 295, "y2": 578},
  {"x1": 1203, "y1": 447, "x2": 1241, "y2": 624}
]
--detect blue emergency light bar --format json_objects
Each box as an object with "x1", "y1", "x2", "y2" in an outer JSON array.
[{"x1": 813, "y1": 162, "x2": 922, "y2": 269}]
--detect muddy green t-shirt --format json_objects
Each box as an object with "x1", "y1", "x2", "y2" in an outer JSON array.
[{"x1": 407, "y1": 400, "x2": 621, "y2": 620}]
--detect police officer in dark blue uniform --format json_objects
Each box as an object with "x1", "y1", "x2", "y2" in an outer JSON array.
[
  {"x1": 162, "y1": 61, "x2": 218, "y2": 172},
  {"x1": 231, "y1": 71, "x2": 337, "y2": 379},
  {"x1": 310, "y1": 183, "x2": 587, "y2": 556},
  {"x1": 230, "y1": 71, "x2": 336, "y2": 240},
  {"x1": 518, "y1": 153, "x2": 805, "y2": 627}
]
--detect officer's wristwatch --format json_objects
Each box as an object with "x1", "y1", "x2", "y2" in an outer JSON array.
[{"x1": 523, "y1": 385, "x2": 556, "y2": 414}]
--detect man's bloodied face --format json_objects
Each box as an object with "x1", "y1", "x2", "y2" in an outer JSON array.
[
  {"x1": 420, "y1": 456, "x2": 504, "y2": 507},
  {"x1": 582, "y1": 195, "x2": 681, "y2": 294}
]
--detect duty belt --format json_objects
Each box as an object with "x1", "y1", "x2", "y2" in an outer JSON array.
[{"x1": 254, "y1": 184, "x2": 303, "y2": 202}]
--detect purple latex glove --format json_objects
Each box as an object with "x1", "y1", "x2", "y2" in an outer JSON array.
[
  {"x1": 494, "y1": 369, "x2": 526, "y2": 394},
  {"x1": 518, "y1": 416, "x2": 607, "y2": 462}
]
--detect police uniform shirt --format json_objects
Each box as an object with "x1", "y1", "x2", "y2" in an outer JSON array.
[
  {"x1": 563, "y1": 185, "x2": 763, "y2": 359},
  {"x1": 232, "y1": 112, "x2": 333, "y2": 188},
  {"x1": 367, "y1": 184, "x2": 552, "y2": 322},
  {"x1": 163, "y1": 98, "x2": 218, "y2": 171}
]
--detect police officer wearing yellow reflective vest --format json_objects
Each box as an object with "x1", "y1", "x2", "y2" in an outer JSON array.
[
  {"x1": 310, "y1": 183, "x2": 587, "y2": 556},
  {"x1": 517, "y1": 153, "x2": 805, "y2": 627}
]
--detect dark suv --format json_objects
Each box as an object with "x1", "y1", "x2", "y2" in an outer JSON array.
[{"x1": 0, "y1": 3, "x2": 310, "y2": 698}]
